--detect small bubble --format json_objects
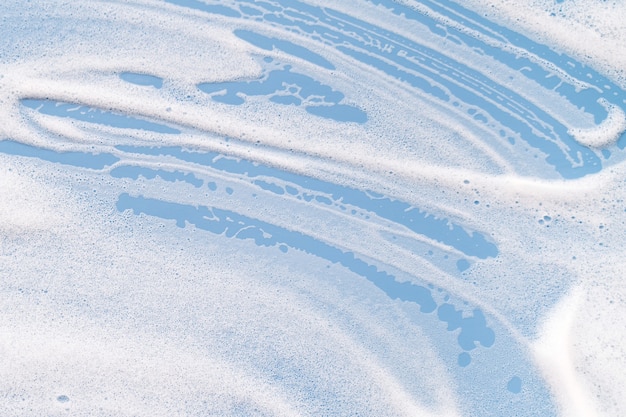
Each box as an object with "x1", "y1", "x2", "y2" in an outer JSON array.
[
  {"x1": 458, "y1": 352, "x2": 471, "y2": 367},
  {"x1": 57, "y1": 395, "x2": 70, "y2": 403},
  {"x1": 507, "y1": 376, "x2": 522, "y2": 394},
  {"x1": 456, "y1": 259, "x2": 470, "y2": 272}
]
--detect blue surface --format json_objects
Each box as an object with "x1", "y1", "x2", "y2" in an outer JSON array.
[
  {"x1": 234, "y1": 29, "x2": 336, "y2": 70},
  {"x1": 120, "y1": 72, "x2": 164, "y2": 88},
  {"x1": 0, "y1": 140, "x2": 119, "y2": 169},
  {"x1": 21, "y1": 99, "x2": 180, "y2": 134},
  {"x1": 115, "y1": 144, "x2": 498, "y2": 258},
  {"x1": 198, "y1": 59, "x2": 367, "y2": 123}
]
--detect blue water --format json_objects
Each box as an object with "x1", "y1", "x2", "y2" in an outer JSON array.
[
  {"x1": 0, "y1": 140, "x2": 119, "y2": 169},
  {"x1": 21, "y1": 99, "x2": 180, "y2": 134},
  {"x1": 114, "y1": 144, "x2": 498, "y2": 258},
  {"x1": 120, "y1": 72, "x2": 164, "y2": 88},
  {"x1": 2, "y1": 0, "x2": 624, "y2": 415},
  {"x1": 111, "y1": 166, "x2": 204, "y2": 187},
  {"x1": 198, "y1": 59, "x2": 367, "y2": 123},
  {"x1": 233, "y1": 29, "x2": 336, "y2": 70},
  {"x1": 226, "y1": 0, "x2": 623, "y2": 177}
]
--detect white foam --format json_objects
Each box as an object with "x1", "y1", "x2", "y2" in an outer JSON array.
[
  {"x1": 460, "y1": 0, "x2": 626, "y2": 88},
  {"x1": 0, "y1": 321, "x2": 303, "y2": 417},
  {"x1": 449, "y1": 2, "x2": 626, "y2": 413},
  {"x1": 0, "y1": 153, "x2": 461, "y2": 416},
  {"x1": 532, "y1": 249, "x2": 626, "y2": 417},
  {"x1": 569, "y1": 99, "x2": 626, "y2": 148},
  {"x1": 532, "y1": 286, "x2": 599, "y2": 417},
  {"x1": 0, "y1": 160, "x2": 68, "y2": 234},
  {"x1": 1, "y1": 0, "x2": 626, "y2": 415}
]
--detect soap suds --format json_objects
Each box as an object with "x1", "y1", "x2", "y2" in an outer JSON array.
[
  {"x1": 569, "y1": 99, "x2": 626, "y2": 148},
  {"x1": 1, "y1": 0, "x2": 625, "y2": 416}
]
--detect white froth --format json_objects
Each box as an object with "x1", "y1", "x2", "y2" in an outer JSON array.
[
  {"x1": 532, "y1": 253, "x2": 626, "y2": 417},
  {"x1": 450, "y1": 3, "x2": 626, "y2": 413},
  {"x1": 532, "y1": 287, "x2": 599, "y2": 417},
  {"x1": 0, "y1": 321, "x2": 302, "y2": 417},
  {"x1": 569, "y1": 99, "x2": 626, "y2": 148},
  {"x1": 461, "y1": 0, "x2": 626, "y2": 87},
  {"x1": 0, "y1": 151, "x2": 462, "y2": 416},
  {"x1": 1, "y1": 0, "x2": 626, "y2": 416},
  {"x1": 0, "y1": 161, "x2": 68, "y2": 234}
]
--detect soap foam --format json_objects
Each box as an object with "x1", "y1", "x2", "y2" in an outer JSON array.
[
  {"x1": 459, "y1": 0, "x2": 626, "y2": 88},
  {"x1": 1, "y1": 0, "x2": 625, "y2": 416},
  {"x1": 569, "y1": 99, "x2": 626, "y2": 148}
]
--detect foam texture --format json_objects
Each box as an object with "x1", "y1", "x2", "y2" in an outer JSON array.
[{"x1": 1, "y1": 0, "x2": 625, "y2": 416}]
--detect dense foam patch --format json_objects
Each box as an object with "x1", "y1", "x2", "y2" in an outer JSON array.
[
  {"x1": 0, "y1": 161, "x2": 69, "y2": 233},
  {"x1": 1, "y1": 0, "x2": 625, "y2": 416},
  {"x1": 569, "y1": 99, "x2": 626, "y2": 148},
  {"x1": 460, "y1": 0, "x2": 626, "y2": 88}
]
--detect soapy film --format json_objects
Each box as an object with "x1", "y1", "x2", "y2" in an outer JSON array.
[{"x1": 0, "y1": 0, "x2": 625, "y2": 416}]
